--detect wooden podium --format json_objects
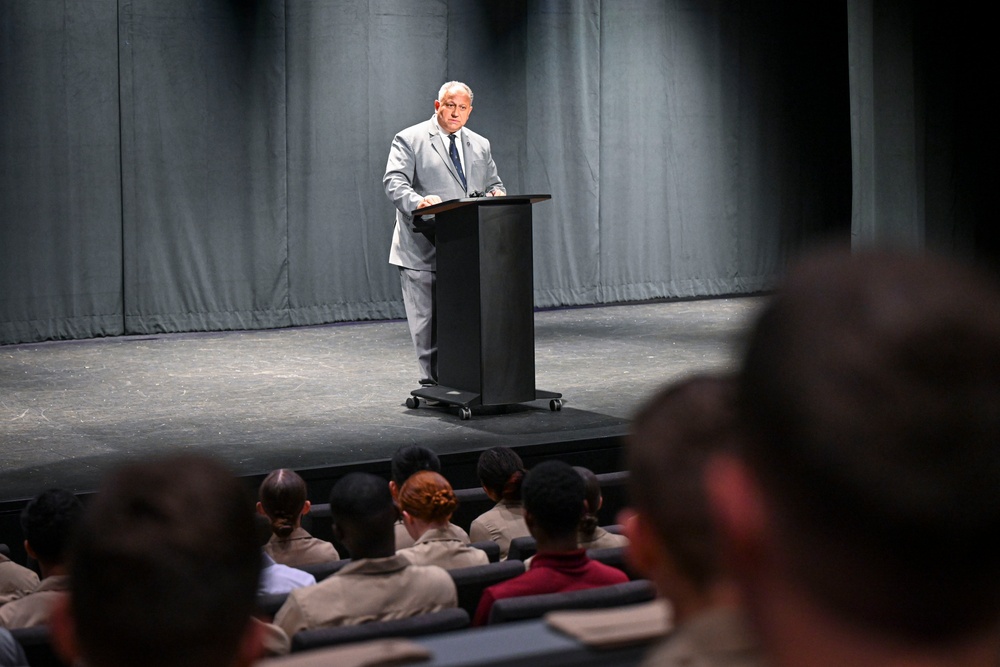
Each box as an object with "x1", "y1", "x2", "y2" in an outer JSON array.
[{"x1": 405, "y1": 195, "x2": 562, "y2": 420}]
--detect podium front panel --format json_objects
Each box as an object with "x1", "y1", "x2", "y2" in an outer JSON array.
[{"x1": 436, "y1": 203, "x2": 536, "y2": 405}]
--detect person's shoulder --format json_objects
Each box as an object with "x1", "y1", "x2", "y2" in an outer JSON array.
[{"x1": 589, "y1": 559, "x2": 630, "y2": 583}]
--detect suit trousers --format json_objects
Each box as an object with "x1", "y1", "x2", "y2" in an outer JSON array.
[{"x1": 399, "y1": 267, "x2": 436, "y2": 382}]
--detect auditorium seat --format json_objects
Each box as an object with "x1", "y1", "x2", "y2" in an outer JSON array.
[
  {"x1": 487, "y1": 579, "x2": 656, "y2": 625},
  {"x1": 468, "y1": 540, "x2": 500, "y2": 563},
  {"x1": 11, "y1": 626, "x2": 69, "y2": 667},
  {"x1": 289, "y1": 607, "x2": 470, "y2": 653},
  {"x1": 448, "y1": 560, "x2": 525, "y2": 617},
  {"x1": 586, "y1": 546, "x2": 637, "y2": 579},
  {"x1": 505, "y1": 536, "x2": 537, "y2": 562},
  {"x1": 257, "y1": 592, "x2": 289, "y2": 619},
  {"x1": 294, "y1": 557, "x2": 351, "y2": 582}
]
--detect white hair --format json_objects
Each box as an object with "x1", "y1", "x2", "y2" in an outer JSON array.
[{"x1": 438, "y1": 81, "x2": 473, "y2": 104}]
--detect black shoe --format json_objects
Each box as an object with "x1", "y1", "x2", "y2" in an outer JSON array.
[{"x1": 419, "y1": 378, "x2": 438, "y2": 387}]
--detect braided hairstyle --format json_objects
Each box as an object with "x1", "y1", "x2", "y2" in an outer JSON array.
[
  {"x1": 398, "y1": 470, "x2": 459, "y2": 524},
  {"x1": 258, "y1": 468, "x2": 307, "y2": 539}
]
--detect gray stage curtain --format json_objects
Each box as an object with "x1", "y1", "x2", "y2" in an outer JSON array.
[
  {"x1": 848, "y1": 0, "x2": 995, "y2": 260},
  {"x1": 0, "y1": 0, "x2": 124, "y2": 343},
  {"x1": 1, "y1": 0, "x2": 852, "y2": 345}
]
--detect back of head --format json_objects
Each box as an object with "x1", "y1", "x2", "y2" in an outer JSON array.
[
  {"x1": 20, "y1": 488, "x2": 83, "y2": 566},
  {"x1": 399, "y1": 470, "x2": 458, "y2": 524},
  {"x1": 573, "y1": 466, "x2": 601, "y2": 538},
  {"x1": 627, "y1": 375, "x2": 737, "y2": 591},
  {"x1": 739, "y1": 248, "x2": 1000, "y2": 642},
  {"x1": 477, "y1": 447, "x2": 526, "y2": 502},
  {"x1": 258, "y1": 468, "x2": 307, "y2": 538},
  {"x1": 69, "y1": 453, "x2": 259, "y2": 667},
  {"x1": 390, "y1": 445, "x2": 441, "y2": 487},
  {"x1": 522, "y1": 460, "x2": 586, "y2": 541},
  {"x1": 329, "y1": 472, "x2": 397, "y2": 554}
]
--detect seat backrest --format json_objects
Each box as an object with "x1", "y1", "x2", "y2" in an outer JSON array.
[
  {"x1": 488, "y1": 579, "x2": 656, "y2": 625},
  {"x1": 294, "y1": 558, "x2": 351, "y2": 582},
  {"x1": 0, "y1": 543, "x2": 10, "y2": 558},
  {"x1": 468, "y1": 540, "x2": 500, "y2": 563},
  {"x1": 290, "y1": 607, "x2": 470, "y2": 653},
  {"x1": 505, "y1": 536, "x2": 537, "y2": 562},
  {"x1": 257, "y1": 592, "x2": 290, "y2": 619},
  {"x1": 448, "y1": 560, "x2": 526, "y2": 617},
  {"x1": 11, "y1": 626, "x2": 70, "y2": 667},
  {"x1": 586, "y1": 546, "x2": 636, "y2": 579}
]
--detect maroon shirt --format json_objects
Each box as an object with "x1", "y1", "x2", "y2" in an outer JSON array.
[{"x1": 473, "y1": 549, "x2": 629, "y2": 625}]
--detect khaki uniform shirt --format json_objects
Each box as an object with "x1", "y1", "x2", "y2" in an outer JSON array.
[
  {"x1": 273, "y1": 554, "x2": 457, "y2": 637},
  {"x1": 578, "y1": 526, "x2": 630, "y2": 551},
  {"x1": 469, "y1": 500, "x2": 530, "y2": 560},
  {"x1": 394, "y1": 520, "x2": 469, "y2": 551},
  {"x1": 641, "y1": 607, "x2": 765, "y2": 667},
  {"x1": 0, "y1": 557, "x2": 39, "y2": 607},
  {"x1": 264, "y1": 527, "x2": 340, "y2": 567},
  {"x1": 397, "y1": 524, "x2": 489, "y2": 570},
  {"x1": 0, "y1": 575, "x2": 69, "y2": 629}
]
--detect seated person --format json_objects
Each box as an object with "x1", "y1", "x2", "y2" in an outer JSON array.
[
  {"x1": 469, "y1": 446, "x2": 531, "y2": 560},
  {"x1": 624, "y1": 375, "x2": 764, "y2": 667},
  {"x1": 473, "y1": 460, "x2": 629, "y2": 625},
  {"x1": 0, "y1": 488, "x2": 81, "y2": 629},
  {"x1": 574, "y1": 466, "x2": 629, "y2": 550},
  {"x1": 255, "y1": 515, "x2": 317, "y2": 596},
  {"x1": 274, "y1": 472, "x2": 457, "y2": 637},
  {"x1": 0, "y1": 552, "x2": 39, "y2": 608},
  {"x1": 258, "y1": 468, "x2": 340, "y2": 566},
  {"x1": 397, "y1": 471, "x2": 489, "y2": 570},
  {"x1": 49, "y1": 453, "x2": 287, "y2": 666},
  {"x1": 389, "y1": 445, "x2": 468, "y2": 550}
]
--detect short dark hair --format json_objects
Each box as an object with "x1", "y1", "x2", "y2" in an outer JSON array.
[
  {"x1": 329, "y1": 472, "x2": 397, "y2": 552},
  {"x1": 626, "y1": 375, "x2": 737, "y2": 591},
  {"x1": 739, "y1": 249, "x2": 1000, "y2": 642},
  {"x1": 390, "y1": 446, "x2": 441, "y2": 486},
  {"x1": 69, "y1": 454, "x2": 260, "y2": 667},
  {"x1": 522, "y1": 460, "x2": 586, "y2": 540},
  {"x1": 476, "y1": 447, "x2": 525, "y2": 502},
  {"x1": 20, "y1": 488, "x2": 82, "y2": 565}
]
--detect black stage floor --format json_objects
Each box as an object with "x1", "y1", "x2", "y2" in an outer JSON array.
[{"x1": 0, "y1": 297, "x2": 763, "y2": 505}]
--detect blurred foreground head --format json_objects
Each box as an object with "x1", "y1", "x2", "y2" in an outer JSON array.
[
  {"x1": 54, "y1": 453, "x2": 261, "y2": 667},
  {"x1": 712, "y1": 249, "x2": 1000, "y2": 656}
]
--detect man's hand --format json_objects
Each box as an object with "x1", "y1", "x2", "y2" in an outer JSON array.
[
  {"x1": 417, "y1": 195, "x2": 443, "y2": 209},
  {"x1": 486, "y1": 188, "x2": 506, "y2": 197}
]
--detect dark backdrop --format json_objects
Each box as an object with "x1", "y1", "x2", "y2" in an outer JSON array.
[{"x1": 4, "y1": 0, "x2": 988, "y2": 346}]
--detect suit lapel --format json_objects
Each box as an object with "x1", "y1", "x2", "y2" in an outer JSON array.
[{"x1": 428, "y1": 121, "x2": 464, "y2": 188}]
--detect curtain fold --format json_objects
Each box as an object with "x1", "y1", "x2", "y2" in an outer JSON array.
[{"x1": 1, "y1": 0, "x2": 855, "y2": 345}]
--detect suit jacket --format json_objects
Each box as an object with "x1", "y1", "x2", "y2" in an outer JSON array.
[{"x1": 384, "y1": 117, "x2": 504, "y2": 271}]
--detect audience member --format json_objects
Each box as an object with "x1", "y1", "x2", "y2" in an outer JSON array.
[
  {"x1": 389, "y1": 445, "x2": 469, "y2": 550},
  {"x1": 473, "y1": 460, "x2": 628, "y2": 625},
  {"x1": 258, "y1": 468, "x2": 340, "y2": 566},
  {"x1": 574, "y1": 466, "x2": 629, "y2": 551},
  {"x1": 255, "y1": 515, "x2": 317, "y2": 596},
  {"x1": 0, "y1": 488, "x2": 81, "y2": 629},
  {"x1": 274, "y1": 472, "x2": 456, "y2": 637},
  {"x1": 707, "y1": 250, "x2": 1000, "y2": 667},
  {"x1": 624, "y1": 375, "x2": 764, "y2": 667},
  {"x1": 0, "y1": 552, "x2": 38, "y2": 608},
  {"x1": 397, "y1": 470, "x2": 489, "y2": 570},
  {"x1": 48, "y1": 453, "x2": 284, "y2": 666},
  {"x1": 469, "y1": 446, "x2": 530, "y2": 560}
]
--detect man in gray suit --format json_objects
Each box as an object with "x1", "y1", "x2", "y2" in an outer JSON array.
[{"x1": 384, "y1": 81, "x2": 505, "y2": 386}]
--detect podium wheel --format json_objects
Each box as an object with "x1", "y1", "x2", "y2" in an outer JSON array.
[
  {"x1": 405, "y1": 396, "x2": 420, "y2": 409},
  {"x1": 549, "y1": 399, "x2": 563, "y2": 412},
  {"x1": 459, "y1": 407, "x2": 472, "y2": 420}
]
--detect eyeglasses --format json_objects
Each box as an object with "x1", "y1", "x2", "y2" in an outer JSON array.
[{"x1": 442, "y1": 102, "x2": 470, "y2": 113}]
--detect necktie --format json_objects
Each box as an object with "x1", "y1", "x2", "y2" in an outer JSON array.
[{"x1": 449, "y1": 134, "x2": 468, "y2": 193}]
